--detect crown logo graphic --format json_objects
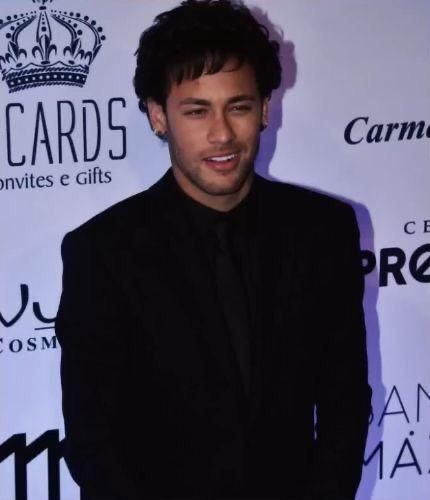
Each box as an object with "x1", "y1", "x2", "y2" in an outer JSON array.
[{"x1": 0, "y1": 0, "x2": 106, "y2": 92}]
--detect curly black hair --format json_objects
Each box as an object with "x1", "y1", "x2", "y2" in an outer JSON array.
[{"x1": 133, "y1": 0, "x2": 282, "y2": 115}]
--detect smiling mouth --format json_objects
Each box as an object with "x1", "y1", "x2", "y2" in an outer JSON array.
[
  {"x1": 205, "y1": 153, "x2": 238, "y2": 163},
  {"x1": 203, "y1": 152, "x2": 240, "y2": 172}
]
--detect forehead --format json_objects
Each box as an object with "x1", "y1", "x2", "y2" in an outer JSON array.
[{"x1": 166, "y1": 61, "x2": 259, "y2": 105}]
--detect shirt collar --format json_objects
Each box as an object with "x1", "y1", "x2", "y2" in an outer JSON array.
[{"x1": 171, "y1": 172, "x2": 258, "y2": 231}]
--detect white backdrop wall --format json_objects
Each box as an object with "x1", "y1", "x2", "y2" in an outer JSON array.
[{"x1": 0, "y1": 1, "x2": 429, "y2": 499}]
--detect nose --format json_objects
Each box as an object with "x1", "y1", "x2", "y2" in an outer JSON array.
[{"x1": 207, "y1": 112, "x2": 235, "y2": 144}]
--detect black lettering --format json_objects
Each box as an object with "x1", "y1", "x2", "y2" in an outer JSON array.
[
  {"x1": 82, "y1": 99, "x2": 101, "y2": 162},
  {"x1": 379, "y1": 247, "x2": 407, "y2": 287},
  {"x1": 0, "y1": 284, "x2": 29, "y2": 327},
  {"x1": 6, "y1": 103, "x2": 26, "y2": 166},
  {"x1": 60, "y1": 174, "x2": 70, "y2": 186},
  {"x1": 363, "y1": 441, "x2": 383, "y2": 479},
  {"x1": 417, "y1": 384, "x2": 430, "y2": 423},
  {"x1": 0, "y1": 434, "x2": 27, "y2": 499},
  {"x1": 32, "y1": 102, "x2": 53, "y2": 165},
  {"x1": 361, "y1": 249, "x2": 376, "y2": 275},
  {"x1": 45, "y1": 175, "x2": 54, "y2": 188},
  {"x1": 57, "y1": 100, "x2": 78, "y2": 163},
  {"x1": 10, "y1": 338, "x2": 23, "y2": 353},
  {"x1": 368, "y1": 407, "x2": 375, "y2": 425},
  {"x1": 15, "y1": 175, "x2": 26, "y2": 189},
  {"x1": 367, "y1": 124, "x2": 384, "y2": 143},
  {"x1": 76, "y1": 171, "x2": 87, "y2": 185},
  {"x1": 409, "y1": 244, "x2": 430, "y2": 283},
  {"x1": 424, "y1": 220, "x2": 430, "y2": 233},
  {"x1": 404, "y1": 221, "x2": 415, "y2": 235},
  {"x1": 344, "y1": 116, "x2": 368, "y2": 145},
  {"x1": 93, "y1": 166, "x2": 102, "y2": 183},
  {"x1": 0, "y1": 430, "x2": 64, "y2": 500},
  {"x1": 36, "y1": 175, "x2": 46, "y2": 188},
  {"x1": 41, "y1": 336, "x2": 57, "y2": 350},
  {"x1": 29, "y1": 173, "x2": 36, "y2": 188},
  {"x1": 384, "y1": 122, "x2": 399, "y2": 141},
  {"x1": 33, "y1": 302, "x2": 56, "y2": 324},
  {"x1": 108, "y1": 97, "x2": 127, "y2": 160},
  {"x1": 398, "y1": 121, "x2": 425, "y2": 140},
  {"x1": 390, "y1": 438, "x2": 422, "y2": 478},
  {"x1": 378, "y1": 385, "x2": 410, "y2": 425},
  {"x1": 27, "y1": 337, "x2": 37, "y2": 352}
]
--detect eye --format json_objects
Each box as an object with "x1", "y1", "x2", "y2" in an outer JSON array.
[
  {"x1": 230, "y1": 104, "x2": 252, "y2": 113},
  {"x1": 184, "y1": 108, "x2": 207, "y2": 117}
]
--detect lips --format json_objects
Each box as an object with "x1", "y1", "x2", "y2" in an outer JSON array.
[
  {"x1": 205, "y1": 153, "x2": 237, "y2": 162},
  {"x1": 203, "y1": 152, "x2": 240, "y2": 171}
]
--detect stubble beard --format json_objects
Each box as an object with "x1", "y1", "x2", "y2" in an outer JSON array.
[
  {"x1": 187, "y1": 160, "x2": 254, "y2": 196},
  {"x1": 170, "y1": 140, "x2": 260, "y2": 198}
]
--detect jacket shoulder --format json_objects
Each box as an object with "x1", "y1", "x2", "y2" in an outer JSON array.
[
  {"x1": 259, "y1": 176, "x2": 355, "y2": 223},
  {"x1": 64, "y1": 168, "x2": 176, "y2": 248},
  {"x1": 62, "y1": 187, "x2": 152, "y2": 252}
]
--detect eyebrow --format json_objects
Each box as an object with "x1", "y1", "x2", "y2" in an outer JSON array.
[{"x1": 179, "y1": 94, "x2": 257, "y2": 106}]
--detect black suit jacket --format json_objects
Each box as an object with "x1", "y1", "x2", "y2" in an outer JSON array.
[{"x1": 56, "y1": 168, "x2": 372, "y2": 500}]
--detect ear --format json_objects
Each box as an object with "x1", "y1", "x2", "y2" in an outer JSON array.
[
  {"x1": 261, "y1": 97, "x2": 269, "y2": 128},
  {"x1": 146, "y1": 98, "x2": 167, "y2": 135}
]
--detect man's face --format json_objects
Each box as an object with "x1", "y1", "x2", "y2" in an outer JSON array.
[{"x1": 148, "y1": 60, "x2": 268, "y2": 210}]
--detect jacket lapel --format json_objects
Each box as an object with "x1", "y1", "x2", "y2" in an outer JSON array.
[
  {"x1": 127, "y1": 169, "x2": 298, "y2": 424},
  {"x1": 131, "y1": 169, "x2": 242, "y2": 391},
  {"x1": 247, "y1": 175, "x2": 300, "y2": 427},
  {"x1": 248, "y1": 176, "x2": 282, "y2": 425}
]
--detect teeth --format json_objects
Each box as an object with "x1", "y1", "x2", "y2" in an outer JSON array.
[{"x1": 207, "y1": 154, "x2": 236, "y2": 162}]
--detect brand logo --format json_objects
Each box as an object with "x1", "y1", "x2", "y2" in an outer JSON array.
[
  {"x1": 360, "y1": 218, "x2": 430, "y2": 287},
  {"x1": 361, "y1": 244, "x2": 430, "y2": 287},
  {"x1": 364, "y1": 383, "x2": 430, "y2": 480},
  {"x1": 0, "y1": 430, "x2": 64, "y2": 500},
  {"x1": 344, "y1": 116, "x2": 430, "y2": 145},
  {"x1": 0, "y1": 0, "x2": 106, "y2": 93},
  {"x1": 0, "y1": 283, "x2": 58, "y2": 355}
]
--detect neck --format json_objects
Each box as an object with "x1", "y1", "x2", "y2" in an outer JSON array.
[{"x1": 172, "y1": 166, "x2": 254, "y2": 212}]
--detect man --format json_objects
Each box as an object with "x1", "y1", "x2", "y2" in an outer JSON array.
[{"x1": 56, "y1": 1, "x2": 372, "y2": 499}]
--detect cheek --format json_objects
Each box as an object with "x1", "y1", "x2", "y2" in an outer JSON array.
[
  {"x1": 235, "y1": 115, "x2": 261, "y2": 137},
  {"x1": 240, "y1": 124, "x2": 261, "y2": 150},
  {"x1": 169, "y1": 129, "x2": 202, "y2": 164},
  {"x1": 168, "y1": 120, "x2": 201, "y2": 148},
  {"x1": 171, "y1": 117, "x2": 206, "y2": 144}
]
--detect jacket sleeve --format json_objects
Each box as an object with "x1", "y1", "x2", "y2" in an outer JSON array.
[
  {"x1": 309, "y1": 204, "x2": 372, "y2": 500},
  {"x1": 55, "y1": 230, "x2": 141, "y2": 500}
]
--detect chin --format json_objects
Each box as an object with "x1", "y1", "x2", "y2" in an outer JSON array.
[
  {"x1": 205, "y1": 165, "x2": 252, "y2": 191},
  {"x1": 200, "y1": 173, "x2": 249, "y2": 196}
]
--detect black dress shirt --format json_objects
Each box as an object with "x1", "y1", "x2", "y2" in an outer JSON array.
[{"x1": 171, "y1": 174, "x2": 259, "y2": 404}]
